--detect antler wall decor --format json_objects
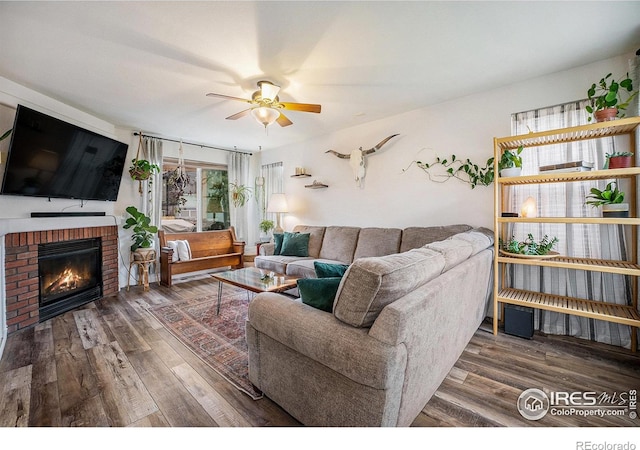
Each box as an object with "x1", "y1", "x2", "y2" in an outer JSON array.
[{"x1": 325, "y1": 134, "x2": 399, "y2": 187}]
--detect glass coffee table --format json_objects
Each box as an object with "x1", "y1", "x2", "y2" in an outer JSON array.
[{"x1": 211, "y1": 267, "x2": 300, "y2": 314}]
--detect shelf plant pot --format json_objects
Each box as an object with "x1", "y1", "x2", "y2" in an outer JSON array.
[
  {"x1": 594, "y1": 108, "x2": 618, "y2": 122},
  {"x1": 608, "y1": 155, "x2": 633, "y2": 169},
  {"x1": 500, "y1": 167, "x2": 522, "y2": 177},
  {"x1": 602, "y1": 203, "x2": 629, "y2": 218}
]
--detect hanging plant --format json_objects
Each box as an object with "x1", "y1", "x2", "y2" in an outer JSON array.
[
  {"x1": 166, "y1": 140, "x2": 191, "y2": 214},
  {"x1": 129, "y1": 134, "x2": 160, "y2": 194},
  {"x1": 229, "y1": 181, "x2": 252, "y2": 207},
  {"x1": 129, "y1": 159, "x2": 160, "y2": 181}
]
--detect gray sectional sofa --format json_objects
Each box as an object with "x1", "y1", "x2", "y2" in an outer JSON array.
[
  {"x1": 247, "y1": 224, "x2": 494, "y2": 426},
  {"x1": 254, "y1": 224, "x2": 474, "y2": 278}
]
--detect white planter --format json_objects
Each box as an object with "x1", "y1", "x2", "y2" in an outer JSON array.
[
  {"x1": 602, "y1": 203, "x2": 629, "y2": 218},
  {"x1": 500, "y1": 167, "x2": 522, "y2": 177}
]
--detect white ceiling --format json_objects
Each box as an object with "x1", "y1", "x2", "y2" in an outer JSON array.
[{"x1": 1, "y1": 1, "x2": 639, "y2": 152}]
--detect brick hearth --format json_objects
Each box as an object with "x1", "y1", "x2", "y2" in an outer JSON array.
[{"x1": 4, "y1": 225, "x2": 118, "y2": 334}]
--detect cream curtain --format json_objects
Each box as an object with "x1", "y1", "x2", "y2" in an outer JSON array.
[
  {"x1": 262, "y1": 162, "x2": 284, "y2": 224},
  {"x1": 141, "y1": 137, "x2": 163, "y2": 229},
  {"x1": 508, "y1": 100, "x2": 632, "y2": 348},
  {"x1": 228, "y1": 151, "x2": 251, "y2": 241}
]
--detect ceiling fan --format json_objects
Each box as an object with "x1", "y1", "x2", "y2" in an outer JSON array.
[{"x1": 206, "y1": 80, "x2": 321, "y2": 129}]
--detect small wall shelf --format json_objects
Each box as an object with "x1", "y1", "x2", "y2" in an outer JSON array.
[
  {"x1": 305, "y1": 180, "x2": 328, "y2": 189},
  {"x1": 291, "y1": 174, "x2": 312, "y2": 178}
]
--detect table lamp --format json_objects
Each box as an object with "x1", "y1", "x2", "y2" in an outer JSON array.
[{"x1": 267, "y1": 193, "x2": 289, "y2": 234}]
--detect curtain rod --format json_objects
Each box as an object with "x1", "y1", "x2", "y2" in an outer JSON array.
[{"x1": 133, "y1": 132, "x2": 253, "y2": 155}]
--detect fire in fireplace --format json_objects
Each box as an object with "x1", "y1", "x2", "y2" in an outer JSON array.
[{"x1": 38, "y1": 238, "x2": 103, "y2": 321}]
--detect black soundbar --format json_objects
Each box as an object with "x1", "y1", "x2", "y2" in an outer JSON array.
[{"x1": 31, "y1": 212, "x2": 106, "y2": 218}]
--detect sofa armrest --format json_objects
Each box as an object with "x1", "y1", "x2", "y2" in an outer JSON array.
[
  {"x1": 259, "y1": 242, "x2": 275, "y2": 256},
  {"x1": 247, "y1": 293, "x2": 406, "y2": 389},
  {"x1": 233, "y1": 241, "x2": 245, "y2": 253}
]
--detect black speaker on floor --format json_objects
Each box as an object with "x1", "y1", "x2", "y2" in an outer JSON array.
[{"x1": 504, "y1": 304, "x2": 534, "y2": 339}]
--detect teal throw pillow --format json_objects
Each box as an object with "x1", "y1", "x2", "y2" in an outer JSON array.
[
  {"x1": 273, "y1": 233, "x2": 284, "y2": 255},
  {"x1": 314, "y1": 261, "x2": 350, "y2": 278},
  {"x1": 280, "y1": 232, "x2": 310, "y2": 257},
  {"x1": 297, "y1": 277, "x2": 342, "y2": 312}
]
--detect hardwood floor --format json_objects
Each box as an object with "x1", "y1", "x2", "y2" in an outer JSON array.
[{"x1": 1, "y1": 274, "x2": 638, "y2": 428}]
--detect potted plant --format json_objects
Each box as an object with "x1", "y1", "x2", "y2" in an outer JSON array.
[
  {"x1": 604, "y1": 151, "x2": 634, "y2": 169},
  {"x1": 499, "y1": 146, "x2": 523, "y2": 177},
  {"x1": 129, "y1": 158, "x2": 160, "y2": 181},
  {"x1": 499, "y1": 233, "x2": 559, "y2": 256},
  {"x1": 230, "y1": 181, "x2": 252, "y2": 207},
  {"x1": 586, "y1": 72, "x2": 638, "y2": 122},
  {"x1": 258, "y1": 219, "x2": 275, "y2": 242},
  {"x1": 123, "y1": 205, "x2": 158, "y2": 260},
  {"x1": 585, "y1": 181, "x2": 628, "y2": 217}
]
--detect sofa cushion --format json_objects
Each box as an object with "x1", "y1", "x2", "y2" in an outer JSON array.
[
  {"x1": 254, "y1": 255, "x2": 313, "y2": 274},
  {"x1": 176, "y1": 240, "x2": 192, "y2": 261},
  {"x1": 333, "y1": 248, "x2": 445, "y2": 327},
  {"x1": 298, "y1": 277, "x2": 343, "y2": 312},
  {"x1": 353, "y1": 227, "x2": 402, "y2": 260},
  {"x1": 425, "y1": 239, "x2": 473, "y2": 272},
  {"x1": 273, "y1": 233, "x2": 285, "y2": 255},
  {"x1": 285, "y1": 259, "x2": 347, "y2": 279},
  {"x1": 292, "y1": 225, "x2": 326, "y2": 258},
  {"x1": 319, "y1": 226, "x2": 361, "y2": 263},
  {"x1": 315, "y1": 261, "x2": 350, "y2": 278},
  {"x1": 165, "y1": 240, "x2": 179, "y2": 262},
  {"x1": 280, "y1": 232, "x2": 310, "y2": 257},
  {"x1": 450, "y1": 228, "x2": 494, "y2": 255},
  {"x1": 399, "y1": 224, "x2": 472, "y2": 253}
]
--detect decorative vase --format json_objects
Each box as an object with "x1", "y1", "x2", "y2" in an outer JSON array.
[
  {"x1": 500, "y1": 167, "x2": 522, "y2": 177},
  {"x1": 608, "y1": 156, "x2": 633, "y2": 169},
  {"x1": 602, "y1": 203, "x2": 629, "y2": 218},
  {"x1": 594, "y1": 108, "x2": 618, "y2": 122}
]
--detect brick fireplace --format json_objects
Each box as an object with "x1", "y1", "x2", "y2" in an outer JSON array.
[{"x1": 4, "y1": 225, "x2": 118, "y2": 334}]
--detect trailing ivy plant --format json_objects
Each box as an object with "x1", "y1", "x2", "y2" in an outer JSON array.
[
  {"x1": 499, "y1": 234, "x2": 559, "y2": 256},
  {"x1": 404, "y1": 154, "x2": 495, "y2": 189}
]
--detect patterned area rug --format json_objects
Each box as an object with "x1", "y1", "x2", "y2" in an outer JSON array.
[{"x1": 148, "y1": 287, "x2": 262, "y2": 399}]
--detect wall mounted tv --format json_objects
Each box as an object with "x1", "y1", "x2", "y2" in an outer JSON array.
[{"x1": 1, "y1": 105, "x2": 129, "y2": 201}]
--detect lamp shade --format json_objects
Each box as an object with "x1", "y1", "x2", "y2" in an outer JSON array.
[
  {"x1": 520, "y1": 196, "x2": 537, "y2": 218},
  {"x1": 251, "y1": 107, "x2": 280, "y2": 128},
  {"x1": 267, "y1": 193, "x2": 289, "y2": 213}
]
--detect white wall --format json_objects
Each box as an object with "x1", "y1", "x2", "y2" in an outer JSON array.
[{"x1": 260, "y1": 53, "x2": 637, "y2": 231}]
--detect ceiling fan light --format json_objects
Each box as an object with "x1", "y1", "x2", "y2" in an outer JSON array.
[
  {"x1": 251, "y1": 107, "x2": 280, "y2": 128},
  {"x1": 258, "y1": 81, "x2": 280, "y2": 103}
]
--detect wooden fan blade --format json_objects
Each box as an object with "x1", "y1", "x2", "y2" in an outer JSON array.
[
  {"x1": 226, "y1": 109, "x2": 252, "y2": 120},
  {"x1": 276, "y1": 112, "x2": 293, "y2": 127},
  {"x1": 278, "y1": 102, "x2": 322, "y2": 113},
  {"x1": 206, "y1": 92, "x2": 253, "y2": 104}
]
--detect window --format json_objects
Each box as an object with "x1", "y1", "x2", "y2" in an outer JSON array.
[{"x1": 162, "y1": 158, "x2": 230, "y2": 231}]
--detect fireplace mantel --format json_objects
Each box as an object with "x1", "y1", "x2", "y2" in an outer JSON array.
[{"x1": 0, "y1": 216, "x2": 118, "y2": 235}]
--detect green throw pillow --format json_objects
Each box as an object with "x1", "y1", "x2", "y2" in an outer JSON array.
[
  {"x1": 273, "y1": 233, "x2": 284, "y2": 255},
  {"x1": 314, "y1": 261, "x2": 350, "y2": 278},
  {"x1": 280, "y1": 232, "x2": 310, "y2": 257},
  {"x1": 298, "y1": 277, "x2": 342, "y2": 312}
]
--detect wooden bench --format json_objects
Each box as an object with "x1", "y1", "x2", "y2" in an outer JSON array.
[{"x1": 159, "y1": 228, "x2": 245, "y2": 287}]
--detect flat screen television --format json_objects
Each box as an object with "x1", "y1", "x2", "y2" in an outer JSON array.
[{"x1": 1, "y1": 105, "x2": 129, "y2": 201}]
